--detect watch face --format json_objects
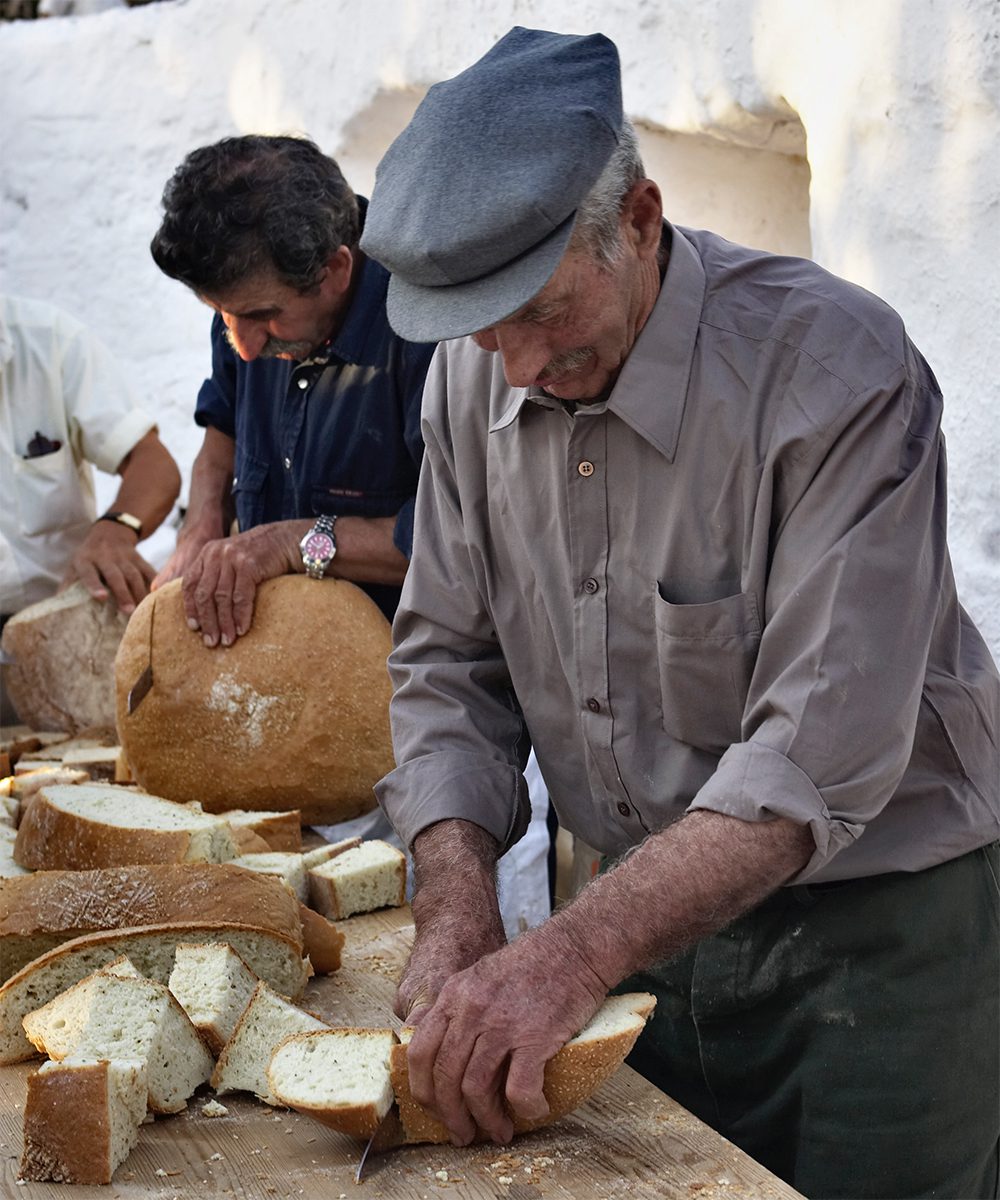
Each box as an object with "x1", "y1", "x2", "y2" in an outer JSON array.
[{"x1": 303, "y1": 532, "x2": 335, "y2": 561}]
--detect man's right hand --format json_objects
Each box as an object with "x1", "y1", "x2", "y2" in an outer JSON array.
[{"x1": 151, "y1": 525, "x2": 216, "y2": 592}]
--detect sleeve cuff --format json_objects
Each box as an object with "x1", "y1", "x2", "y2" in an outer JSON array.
[
  {"x1": 687, "y1": 741, "x2": 865, "y2": 883},
  {"x1": 375, "y1": 751, "x2": 530, "y2": 854},
  {"x1": 89, "y1": 410, "x2": 157, "y2": 476}
]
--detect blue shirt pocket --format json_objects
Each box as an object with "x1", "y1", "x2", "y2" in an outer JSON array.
[{"x1": 231, "y1": 453, "x2": 269, "y2": 533}]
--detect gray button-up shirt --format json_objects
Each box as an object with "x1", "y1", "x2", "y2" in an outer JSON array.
[{"x1": 377, "y1": 224, "x2": 1000, "y2": 884}]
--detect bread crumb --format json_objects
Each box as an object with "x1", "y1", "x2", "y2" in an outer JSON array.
[
  {"x1": 201, "y1": 1099, "x2": 229, "y2": 1117},
  {"x1": 434, "y1": 1169, "x2": 449, "y2": 1181},
  {"x1": 208, "y1": 1152, "x2": 223, "y2": 1162},
  {"x1": 498, "y1": 1177, "x2": 514, "y2": 1186}
]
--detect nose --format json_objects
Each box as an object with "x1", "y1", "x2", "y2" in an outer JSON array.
[
  {"x1": 223, "y1": 313, "x2": 268, "y2": 362},
  {"x1": 491, "y1": 325, "x2": 554, "y2": 389}
]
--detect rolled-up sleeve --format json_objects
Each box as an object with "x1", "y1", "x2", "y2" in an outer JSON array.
[
  {"x1": 375, "y1": 350, "x2": 531, "y2": 851},
  {"x1": 689, "y1": 358, "x2": 951, "y2": 880}
]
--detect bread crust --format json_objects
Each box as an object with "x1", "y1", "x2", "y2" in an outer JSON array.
[
  {"x1": 297, "y1": 903, "x2": 344, "y2": 974},
  {"x1": 0, "y1": 863, "x2": 303, "y2": 982},
  {"x1": 114, "y1": 578, "x2": 395, "y2": 823}
]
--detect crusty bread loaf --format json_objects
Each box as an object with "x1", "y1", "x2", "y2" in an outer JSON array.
[
  {"x1": 13, "y1": 784, "x2": 239, "y2": 871},
  {"x1": 168, "y1": 942, "x2": 260, "y2": 1056},
  {"x1": 23, "y1": 968, "x2": 213, "y2": 1113},
  {"x1": 307, "y1": 840, "x2": 406, "y2": 920},
  {"x1": 0, "y1": 862, "x2": 303, "y2": 983},
  {"x1": 211, "y1": 980, "x2": 328, "y2": 1104},
  {"x1": 267, "y1": 1028, "x2": 397, "y2": 1137},
  {"x1": 223, "y1": 809, "x2": 302, "y2": 852},
  {"x1": 20, "y1": 1056, "x2": 147, "y2": 1184},
  {"x1": 230, "y1": 851, "x2": 308, "y2": 902},
  {"x1": 114, "y1": 577, "x2": 394, "y2": 822},
  {"x1": 1, "y1": 584, "x2": 127, "y2": 734},
  {"x1": 0, "y1": 922, "x2": 310, "y2": 1064},
  {"x1": 391, "y1": 992, "x2": 658, "y2": 1143}
]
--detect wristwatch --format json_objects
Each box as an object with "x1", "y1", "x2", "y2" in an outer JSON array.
[
  {"x1": 97, "y1": 510, "x2": 143, "y2": 538},
  {"x1": 299, "y1": 515, "x2": 338, "y2": 579}
]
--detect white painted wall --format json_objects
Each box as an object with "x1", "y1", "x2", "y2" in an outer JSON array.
[{"x1": 1, "y1": 0, "x2": 997, "y2": 651}]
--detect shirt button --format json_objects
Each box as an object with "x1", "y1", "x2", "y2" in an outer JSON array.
[
  {"x1": 617, "y1": 801, "x2": 630, "y2": 817},
  {"x1": 583, "y1": 577, "x2": 599, "y2": 595},
  {"x1": 283, "y1": 456, "x2": 292, "y2": 470},
  {"x1": 297, "y1": 377, "x2": 309, "y2": 390},
  {"x1": 586, "y1": 698, "x2": 601, "y2": 713},
  {"x1": 578, "y1": 460, "x2": 595, "y2": 477}
]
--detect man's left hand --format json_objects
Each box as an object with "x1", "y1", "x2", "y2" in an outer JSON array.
[
  {"x1": 61, "y1": 521, "x2": 156, "y2": 614},
  {"x1": 404, "y1": 921, "x2": 608, "y2": 1146},
  {"x1": 182, "y1": 522, "x2": 300, "y2": 647}
]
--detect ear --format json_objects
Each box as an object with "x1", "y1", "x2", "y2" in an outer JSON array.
[
  {"x1": 624, "y1": 180, "x2": 663, "y2": 262},
  {"x1": 321, "y1": 245, "x2": 355, "y2": 298}
]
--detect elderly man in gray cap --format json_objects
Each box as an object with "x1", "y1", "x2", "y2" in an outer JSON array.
[{"x1": 361, "y1": 27, "x2": 1000, "y2": 1200}]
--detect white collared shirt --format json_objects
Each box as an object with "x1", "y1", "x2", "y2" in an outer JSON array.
[{"x1": 0, "y1": 295, "x2": 154, "y2": 613}]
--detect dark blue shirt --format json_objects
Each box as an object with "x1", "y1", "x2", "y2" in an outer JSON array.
[{"x1": 194, "y1": 253, "x2": 435, "y2": 620}]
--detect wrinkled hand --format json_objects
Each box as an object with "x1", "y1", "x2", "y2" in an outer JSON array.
[
  {"x1": 61, "y1": 523, "x2": 156, "y2": 614},
  {"x1": 406, "y1": 923, "x2": 608, "y2": 1146},
  {"x1": 151, "y1": 524, "x2": 217, "y2": 592},
  {"x1": 182, "y1": 522, "x2": 299, "y2": 647}
]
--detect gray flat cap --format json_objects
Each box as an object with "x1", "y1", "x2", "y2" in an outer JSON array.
[{"x1": 360, "y1": 26, "x2": 623, "y2": 342}]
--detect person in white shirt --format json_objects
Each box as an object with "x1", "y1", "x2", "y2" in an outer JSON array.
[{"x1": 0, "y1": 294, "x2": 180, "y2": 622}]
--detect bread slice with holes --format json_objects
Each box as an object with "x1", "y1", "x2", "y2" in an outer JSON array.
[
  {"x1": 306, "y1": 840, "x2": 406, "y2": 920},
  {"x1": 0, "y1": 922, "x2": 309, "y2": 1064},
  {"x1": 20, "y1": 1056, "x2": 147, "y2": 1184},
  {"x1": 0, "y1": 863, "x2": 304, "y2": 984},
  {"x1": 267, "y1": 1028, "x2": 397, "y2": 1137},
  {"x1": 211, "y1": 980, "x2": 328, "y2": 1104},
  {"x1": 22, "y1": 968, "x2": 213, "y2": 1113},
  {"x1": 268, "y1": 993, "x2": 656, "y2": 1143},
  {"x1": 168, "y1": 942, "x2": 260, "y2": 1056},
  {"x1": 13, "y1": 784, "x2": 239, "y2": 871},
  {"x1": 230, "y1": 852, "x2": 308, "y2": 902}
]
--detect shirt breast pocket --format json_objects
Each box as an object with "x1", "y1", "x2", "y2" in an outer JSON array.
[
  {"x1": 231, "y1": 453, "x2": 269, "y2": 532},
  {"x1": 13, "y1": 445, "x2": 87, "y2": 537},
  {"x1": 310, "y1": 486, "x2": 411, "y2": 519},
  {"x1": 653, "y1": 585, "x2": 762, "y2": 755}
]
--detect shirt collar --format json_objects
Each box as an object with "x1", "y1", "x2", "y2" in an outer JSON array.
[
  {"x1": 320, "y1": 196, "x2": 391, "y2": 368},
  {"x1": 489, "y1": 224, "x2": 705, "y2": 455}
]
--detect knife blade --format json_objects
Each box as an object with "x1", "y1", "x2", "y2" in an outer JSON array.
[
  {"x1": 126, "y1": 663, "x2": 154, "y2": 714},
  {"x1": 356, "y1": 1103, "x2": 406, "y2": 1183}
]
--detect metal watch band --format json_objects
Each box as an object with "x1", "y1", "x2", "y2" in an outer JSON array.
[{"x1": 301, "y1": 514, "x2": 338, "y2": 579}]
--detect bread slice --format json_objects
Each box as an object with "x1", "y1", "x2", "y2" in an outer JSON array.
[
  {"x1": 168, "y1": 942, "x2": 260, "y2": 1055},
  {"x1": 0, "y1": 922, "x2": 309, "y2": 1064},
  {"x1": 3, "y1": 765, "x2": 89, "y2": 805},
  {"x1": 0, "y1": 862, "x2": 303, "y2": 983},
  {"x1": 307, "y1": 840, "x2": 406, "y2": 919},
  {"x1": 0, "y1": 841, "x2": 31, "y2": 879},
  {"x1": 391, "y1": 992, "x2": 657, "y2": 1143},
  {"x1": 211, "y1": 980, "x2": 328, "y2": 1104},
  {"x1": 58, "y1": 746, "x2": 122, "y2": 781},
  {"x1": 20, "y1": 1056, "x2": 147, "y2": 1184},
  {"x1": 230, "y1": 851, "x2": 308, "y2": 902},
  {"x1": 223, "y1": 809, "x2": 302, "y2": 852},
  {"x1": 19, "y1": 725, "x2": 118, "y2": 763},
  {"x1": 296, "y1": 903, "x2": 345, "y2": 975},
  {"x1": 13, "y1": 784, "x2": 239, "y2": 870},
  {"x1": 267, "y1": 1028, "x2": 397, "y2": 1137},
  {"x1": 23, "y1": 969, "x2": 213, "y2": 1113}
]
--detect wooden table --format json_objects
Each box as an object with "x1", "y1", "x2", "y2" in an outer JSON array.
[{"x1": 0, "y1": 906, "x2": 804, "y2": 1200}]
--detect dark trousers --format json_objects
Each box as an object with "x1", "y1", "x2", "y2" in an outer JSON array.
[{"x1": 617, "y1": 842, "x2": 1000, "y2": 1200}]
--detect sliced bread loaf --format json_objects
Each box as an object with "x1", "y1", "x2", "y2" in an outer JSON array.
[
  {"x1": 211, "y1": 980, "x2": 328, "y2": 1104},
  {"x1": 168, "y1": 942, "x2": 260, "y2": 1055},
  {"x1": 23, "y1": 969, "x2": 213, "y2": 1113},
  {"x1": 20, "y1": 1056, "x2": 147, "y2": 1184},
  {"x1": 13, "y1": 784, "x2": 239, "y2": 870},
  {"x1": 0, "y1": 922, "x2": 309, "y2": 1064},
  {"x1": 307, "y1": 840, "x2": 406, "y2": 920},
  {"x1": 0, "y1": 862, "x2": 303, "y2": 983},
  {"x1": 390, "y1": 992, "x2": 658, "y2": 1143},
  {"x1": 267, "y1": 1028, "x2": 397, "y2": 1137}
]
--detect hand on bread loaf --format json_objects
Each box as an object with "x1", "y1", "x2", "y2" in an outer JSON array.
[
  {"x1": 178, "y1": 521, "x2": 301, "y2": 647},
  {"x1": 62, "y1": 520, "x2": 157, "y2": 614}
]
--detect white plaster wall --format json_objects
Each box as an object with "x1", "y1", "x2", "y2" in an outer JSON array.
[{"x1": 1, "y1": 0, "x2": 997, "y2": 651}]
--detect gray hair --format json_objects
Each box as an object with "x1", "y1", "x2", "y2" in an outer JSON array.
[{"x1": 569, "y1": 118, "x2": 646, "y2": 266}]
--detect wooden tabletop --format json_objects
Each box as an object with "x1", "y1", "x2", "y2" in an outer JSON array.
[{"x1": 0, "y1": 906, "x2": 804, "y2": 1200}]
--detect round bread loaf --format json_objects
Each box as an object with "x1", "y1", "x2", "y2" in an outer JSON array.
[{"x1": 114, "y1": 577, "x2": 394, "y2": 822}]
